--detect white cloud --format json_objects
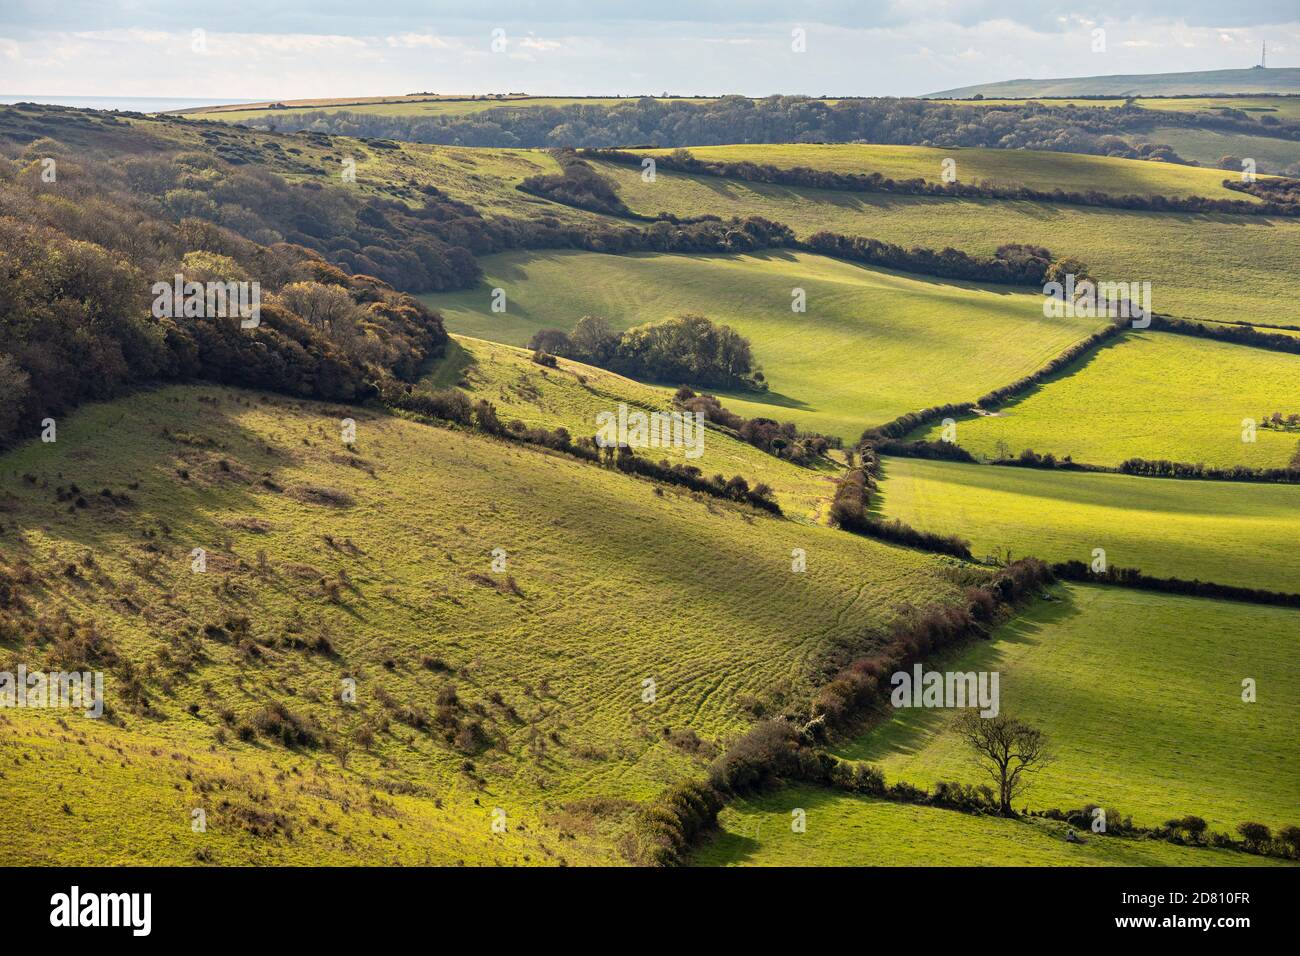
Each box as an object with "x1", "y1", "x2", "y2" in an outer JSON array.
[
  {"x1": 518, "y1": 37, "x2": 562, "y2": 51},
  {"x1": 385, "y1": 33, "x2": 453, "y2": 50}
]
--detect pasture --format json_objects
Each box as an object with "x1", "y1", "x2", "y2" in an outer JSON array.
[
  {"x1": 874, "y1": 456, "x2": 1300, "y2": 593},
  {"x1": 693, "y1": 786, "x2": 1289, "y2": 866},
  {"x1": 836, "y1": 584, "x2": 1300, "y2": 831},
  {"x1": 421, "y1": 250, "x2": 1101, "y2": 441},
  {"x1": 594, "y1": 159, "x2": 1300, "y2": 327},
  {"x1": 431, "y1": 335, "x2": 843, "y2": 522},
  {"x1": 914, "y1": 331, "x2": 1300, "y2": 470},
  {"x1": 639, "y1": 143, "x2": 1264, "y2": 201}
]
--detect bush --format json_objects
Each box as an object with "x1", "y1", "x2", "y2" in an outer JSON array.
[
  {"x1": 625, "y1": 779, "x2": 724, "y2": 866},
  {"x1": 1236, "y1": 821, "x2": 1272, "y2": 849}
]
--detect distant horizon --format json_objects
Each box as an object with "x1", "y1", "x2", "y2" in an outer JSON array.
[
  {"x1": 3, "y1": 2, "x2": 1296, "y2": 101},
  {"x1": 5, "y1": 63, "x2": 1300, "y2": 115}
]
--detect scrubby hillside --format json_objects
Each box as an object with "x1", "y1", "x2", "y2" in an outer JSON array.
[{"x1": 0, "y1": 385, "x2": 972, "y2": 864}]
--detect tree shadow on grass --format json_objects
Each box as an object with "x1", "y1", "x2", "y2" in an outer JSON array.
[{"x1": 833, "y1": 587, "x2": 1084, "y2": 764}]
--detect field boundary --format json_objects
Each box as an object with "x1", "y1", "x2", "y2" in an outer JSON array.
[
  {"x1": 585, "y1": 147, "x2": 1300, "y2": 217},
  {"x1": 633, "y1": 565, "x2": 1299, "y2": 865}
]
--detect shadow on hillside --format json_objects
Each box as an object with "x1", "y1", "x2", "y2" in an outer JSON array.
[
  {"x1": 695, "y1": 784, "x2": 868, "y2": 866},
  {"x1": 835, "y1": 588, "x2": 1084, "y2": 764}
]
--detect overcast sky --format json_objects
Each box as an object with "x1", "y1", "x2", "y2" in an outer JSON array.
[{"x1": 1, "y1": 1, "x2": 1296, "y2": 99}]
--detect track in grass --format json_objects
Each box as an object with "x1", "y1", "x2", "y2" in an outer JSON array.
[
  {"x1": 835, "y1": 584, "x2": 1300, "y2": 831},
  {"x1": 421, "y1": 250, "x2": 1102, "y2": 442},
  {"x1": 0, "y1": 385, "x2": 969, "y2": 864},
  {"x1": 913, "y1": 331, "x2": 1300, "y2": 470}
]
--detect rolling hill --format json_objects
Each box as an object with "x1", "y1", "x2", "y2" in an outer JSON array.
[
  {"x1": 593, "y1": 158, "x2": 1300, "y2": 327},
  {"x1": 422, "y1": 250, "x2": 1102, "y2": 441},
  {"x1": 637, "y1": 143, "x2": 1268, "y2": 202},
  {"x1": 428, "y1": 335, "x2": 844, "y2": 523},
  {"x1": 926, "y1": 67, "x2": 1300, "y2": 98},
  {"x1": 0, "y1": 384, "x2": 971, "y2": 864}
]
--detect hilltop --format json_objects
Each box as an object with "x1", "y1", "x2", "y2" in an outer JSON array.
[{"x1": 926, "y1": 67, "x2": 1300, "y2": 98}]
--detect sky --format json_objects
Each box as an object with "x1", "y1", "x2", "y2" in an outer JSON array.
[{"x1": 1, "y1": 1, "x2": 1297, "y2": 100}]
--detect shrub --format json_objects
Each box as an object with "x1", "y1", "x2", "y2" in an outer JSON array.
[{"x1": 1236, "y1": 821, "x2": 1272, "y2": 849}]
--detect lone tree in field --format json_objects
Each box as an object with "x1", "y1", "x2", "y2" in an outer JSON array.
[{"x1": 955, "y1": 711, "x2": 1051, "y2": 816}]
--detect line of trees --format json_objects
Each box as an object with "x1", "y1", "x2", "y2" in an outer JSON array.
[
  {"x1": 1051, "y1": 561, "x2": 1300, "y2": 607},
  {"x1": 1147, "y1": 313, "x2": 1300, "y2": 356},
  {"x1": 229, "y1": 95, "x2": 1299, "y2": 168},
  {"x1": 798, "y1": 233, "x2": 1054, "y2": 286},
  {"x1": 1117, "y1": 457, "x2": 1300, "y2": 483}
]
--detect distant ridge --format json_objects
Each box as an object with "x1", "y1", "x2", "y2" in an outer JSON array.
[{"x1": 925, "y1": 67, "x2": 1300, "y2": 98}]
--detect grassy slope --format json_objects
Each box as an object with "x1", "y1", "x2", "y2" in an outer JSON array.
[
  {"x1": 926, "y1": 68, "x2": 1300, "y2": 98},
  {"x1": 873, "y1": 457, "x2": 1300, "y2": 593},
  {"x1": 915, "y1": 332, "x2": 1300, "y2": 470},
  {"x1": 641, "y1": 143, "x2": 1263, "y2": 202},
  {"x1": 433, "y1": 335, "x2": 842, "y2": 523},
  {"x1": 1145, "y1": 126, "x2": 1300, "y2": 173},
  {"x1": 693, "y1": 786, "x2": 1290, "y2": 866},
  {"x1": 595, "y1": 160, "x2": 1300, "y2": 327},
  {"x1": 421, "y1": 250, "x2": 1102, "y2": 441},
  {"x1": 835, "y1": 584, "x2": 1300, "y2": 831},
  {"x1": 0, "y1": 385, "x2": 969, "y2": 865}
]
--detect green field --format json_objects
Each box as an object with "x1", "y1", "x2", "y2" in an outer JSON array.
[
  {"x1": 0, "y1": 384, "x2": 969, "y2": 864},
  {"x1": 693, "y1": 786, "x2": 1290, "y2": 866},
  {"x1": 1137, "y1": 97, "x2": 1300, "y2": 121},
  {"x1": 422, "y1": 250, "x2": 1103, "y2": 441},
  {"x1": 874, "y1": 457, "x2": 1300, "y2": 593},
  {"x1": 640, "y1": 143, "x2": 1264, "y2": 202},
  {"x1": 595, "y1": 160, "x2": 1300, "y2": 327},
  {"x1": 1145, "y1": 125, "x2": 1300, "y2": 173},
  {"x1": 433, "y1": 335, "x2": 843, "y2": 522},
  {"x1": 915, "y1": 331, "x2": 1300, "y2": 470},
  {"x1": 835, "y1": 584, "x2": 1300, "y2": 831}
]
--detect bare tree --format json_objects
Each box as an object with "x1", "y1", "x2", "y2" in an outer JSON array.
[{"x1": 955, "y1": 711, "x2": 1052, "y2": 816}]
